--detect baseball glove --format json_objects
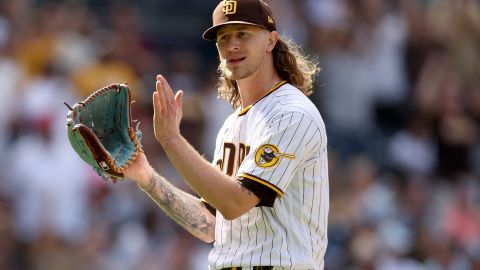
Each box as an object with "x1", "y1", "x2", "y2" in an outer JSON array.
[{"x1": 65, "y1": 83, "x2": 143, "y2": 182}]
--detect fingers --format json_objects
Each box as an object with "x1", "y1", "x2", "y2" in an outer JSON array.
[
  {"x1": 152, "y1": 91, "x2": 160, "y2": 116},
  {"x1": 156, "y1": 75, "x2": 175, "y2": 106},
  {"x1": 152, "y1": 75, "x2": 183, "y2": 146},
  {"x1": 162, "y1": 76, "x2": 176, "y2": 102},
  {"x1": 155, "y1": 74, "x2": 184, "y2": 114},
  {"x1": 175, "y1": 90, "x2": 184, "y2": 109},
  {"x1": 155, "y1": 80, "x2": 167, "y2": 111}
]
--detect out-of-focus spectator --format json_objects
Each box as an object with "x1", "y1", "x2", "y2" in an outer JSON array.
[
  {"x1": 105, "y1": 2, "x2": 161, "y2": 91},
  {"x1": 435, "y1": 71, "x2": 478, "y2": 180},
  {"x1": 314, "y1": 0, "x2": 409, "y2": 161},
  {"x1": 0, "y1": 197, "x2": 16, "y2": 269},
  {"x1": 5, "y1": 67, "x2": 91, "y2": 244},
  {"x1": 442, "y1": 179, "x2": 480, "y2": 256},
  {"x1": 51, "y1": 2, "x2": 98, "y2": 76},
  {"x1": 343, "y1": 155, "x2": 397, "y2": 225},
  {"x1": 0, "y1": 33, "x2": 23, "y2": 171},
  {"x1": 387, "y1": 113, "x2": 437, "y2": 177},
  {"x1": 269, "y1": 0, "x2": 309, "y2": 44},
  {"x1": 71, "y1": 53, "x2": 143, "y2": 99}
]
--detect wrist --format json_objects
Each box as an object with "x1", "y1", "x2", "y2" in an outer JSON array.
[
  {"x1": 136, "y1": 165, "x2": 155, "y2": 190},
  {"x1": 160, "y1": 134, "x2": 182, "y2": 150}
]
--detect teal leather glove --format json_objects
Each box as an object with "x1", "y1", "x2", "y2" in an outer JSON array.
[{"x1": 66, "y1": 83, "x2": 143, "y2": 182}]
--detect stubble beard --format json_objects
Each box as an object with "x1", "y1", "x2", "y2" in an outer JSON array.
[
  {"x1": 226, "y1": 69, "x2": 250, "y2": 81},
  {"x1": 222, "y1": 54, "x2": 264, "y2": 81},
  {"x1": 222, "y1": 63, "x2": 250, "y2": 81}
]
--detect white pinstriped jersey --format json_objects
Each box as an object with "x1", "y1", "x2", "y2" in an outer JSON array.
[{"x1": 208, "y1": 82, "x2": 329, "y2": 270}]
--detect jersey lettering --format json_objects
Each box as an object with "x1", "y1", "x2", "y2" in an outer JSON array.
[
  {"x1": 238, "y1": 143, "x2": 251, "y2": 166},
  {"x1": 218, "y1": 142, "x2": 250, "y2": 176}
]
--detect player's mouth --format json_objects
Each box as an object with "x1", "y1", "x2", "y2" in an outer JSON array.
[{"x1": 227, "y1": 57, "x2": 246, "y2": 66}]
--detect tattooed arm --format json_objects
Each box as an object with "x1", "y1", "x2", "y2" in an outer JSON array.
[
  {"x1": 125, "y1": 153, "x2": 216, "y2": 243},
  {"x1": 139, "y1": 172, "x2": 216, "y2": 243}
]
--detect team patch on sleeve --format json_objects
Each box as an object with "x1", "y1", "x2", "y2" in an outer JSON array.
[{"x1": 254, "y1": 144, "x2": 295, "y2": 168}]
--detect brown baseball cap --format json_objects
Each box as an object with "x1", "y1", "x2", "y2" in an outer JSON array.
[{"x1": 202, "y1": 0, "x2": 277, "y2": 41}]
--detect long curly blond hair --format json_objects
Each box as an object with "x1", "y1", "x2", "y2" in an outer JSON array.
[{"x1": 217, "y1": 36, "x2": 319, "y2": 109}]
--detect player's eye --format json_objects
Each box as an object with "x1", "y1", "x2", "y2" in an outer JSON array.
[
  {"x1": 238, "y1": 31, "x2": 248, "y2": 38},
  {"x1": 216, "y1": 34, "x2": 227, "y2": 43}
]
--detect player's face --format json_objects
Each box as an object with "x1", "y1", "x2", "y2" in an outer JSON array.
[{"x1": 216, "y1": 24, "x2": 272, "y2": 80}]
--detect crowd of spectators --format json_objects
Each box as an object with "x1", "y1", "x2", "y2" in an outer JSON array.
[{"x1": 0, "y1": 0, "x2": 479, "y2": 269}]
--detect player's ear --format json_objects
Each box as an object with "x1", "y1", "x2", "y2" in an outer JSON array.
[{"x1": 266, "y1": 31, "x2": 278, "y2": 53}]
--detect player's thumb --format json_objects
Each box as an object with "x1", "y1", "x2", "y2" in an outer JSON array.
[{"x1": 175, "y1": 90, "x2": 183, "y2": 109}]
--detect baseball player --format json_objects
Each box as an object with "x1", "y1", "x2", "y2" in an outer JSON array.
[{"x1": 124, "y1": 0, "x2": 329, "y2": 269}]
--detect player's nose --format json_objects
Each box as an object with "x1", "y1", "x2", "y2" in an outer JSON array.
[{"x1": 224, "y1": 37, "x2": 241, "y2": 52}]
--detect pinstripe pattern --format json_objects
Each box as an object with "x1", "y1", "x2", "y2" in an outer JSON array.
[{"x1": 209, "y1": 84, "x2": 328, "y2": 270}]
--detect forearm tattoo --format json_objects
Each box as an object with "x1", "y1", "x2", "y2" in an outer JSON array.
[{"x1": 140, "y1": 172, "x2": 215, "y2": 240}]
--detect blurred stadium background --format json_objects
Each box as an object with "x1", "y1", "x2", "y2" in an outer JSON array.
[{"x1": 0, "y1": 0, "x2": 479, "y2": 269}]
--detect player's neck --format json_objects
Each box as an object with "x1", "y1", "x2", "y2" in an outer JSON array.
[{"x1": 237, "y1": 61, "x2": 281, "y2": 109}]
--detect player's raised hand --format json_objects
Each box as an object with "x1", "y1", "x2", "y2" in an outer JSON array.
[{"x1": 153, "y1": 74, "x2": 184, "y2": 147}]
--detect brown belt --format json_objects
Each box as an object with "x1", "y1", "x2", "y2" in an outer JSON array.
[{"x1": 221, "y1": 267, "x2": 273, "y2": 270}]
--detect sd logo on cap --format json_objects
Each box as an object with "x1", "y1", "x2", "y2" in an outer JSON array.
[
  {"x1": 223, "y1": 0, "x2": 237, "y2": 15},
  {"x1": 203, "y1": 0, "x2": 277, "y2": 40}
]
